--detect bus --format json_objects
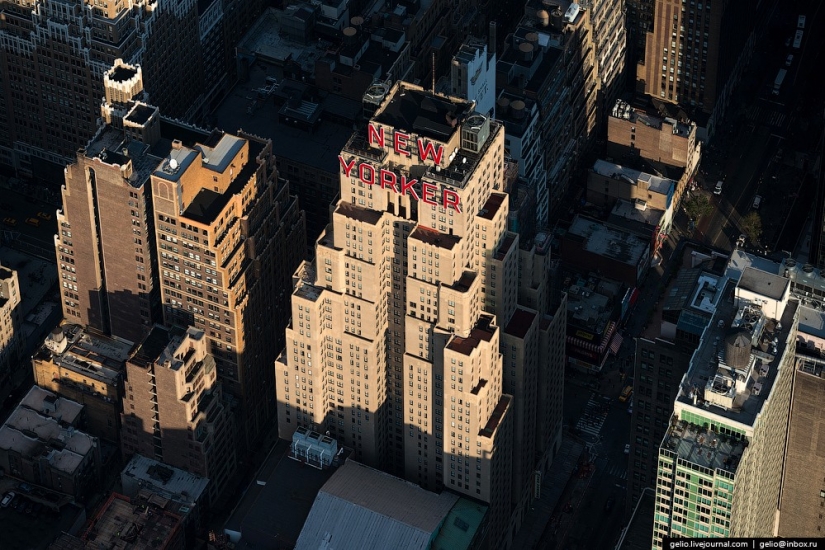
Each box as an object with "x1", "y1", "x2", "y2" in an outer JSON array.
[
  {"x1": 773, "y1": 69, "x2": 787, "y2": 96},
  {"x1": 793, "y1": 30, "x2": 804, "y2": 49},
  {"x1": 798, "y1": 15, "x2": 806, "y2": 29}
]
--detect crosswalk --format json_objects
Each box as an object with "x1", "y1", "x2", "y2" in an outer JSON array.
[
  {"x1": 746, "y1": 106, "x2": 786, "y2": 128},
  {"x1": 606, "y1": 462, "x2": 628, "y2": 480},
  {"x1": 575, "y1": 393, "x2": 609, "y2": 438}
]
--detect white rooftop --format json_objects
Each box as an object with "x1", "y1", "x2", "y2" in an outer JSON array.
[
  {"x1": 19, "y1": 385, "x2": 83, "y2": 426},
  {"x1": 593, "y1": 159, "x2": 676, "y2": 196}
]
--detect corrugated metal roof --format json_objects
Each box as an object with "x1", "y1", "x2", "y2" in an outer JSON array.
[{"x1": 295, "y1": 461, "x2": 458, "y2": 550}]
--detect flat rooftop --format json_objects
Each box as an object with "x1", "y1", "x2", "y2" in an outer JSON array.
[
  {"x1": 20, "y1": 385, "x2": 83, "y2": 426},
  {"x1": 83, "y1": 493, "x2": 183, "y2": 549},
  {"x1": 129, "y1": 325, "x2": 174, "y2": 369},
  {"x1": 504, "y1": 308, "x2": 537, "y2": 340},
  {"x1": 224, "y1": 440, "x2": 341, "y2": 548},
  {"x1": 675, "y1": 277, "x2": 796, "y2": 430},
  {"x1": 0, "y1": 405, "x2": 95, "y2": 475},
  {"x1": 36, "y1": 324, "x2": 133, "y2": 383},
  {"x1": 446, "y1": 316, "x2": 496, "y2": 356},
  {"x1": 564, "y1": 272, "x2": 622, "y2": 335},
  {"x1": 567, "y1": 216, "x2": 650, "y2": 266},
  {"x1": 373, "y1": 83, "x2": 472, "y2": 142},
  {"x1": 213, "y1": 61, "x2": 355, "y2": 175},
  {"x1": 610, "y1": 198, "x2": 665, "y2": 228},
  {"x1": 410, "y1": 225, "x2": 461, "y2": 250},
  {"x1": 479, "y1": 193, "x2": 506, "y2": 221},
  {"x1": 738, "y1": 267, "x2": 789, "y2": 300},
  {"x1": 663, "y1": 420, "x2": 747, "y2": 472},
  {"x1": 592, "y1": 159, "x2": 676, "y2": 197},
  {"x1": 237, "y1": 8, "x2": 332, "y2": 72},
  {"x1": 610, "y1": 99, "x2": 692, "y2": 137},
  {"x1": 121, "y1": 454, "x2": 210, "y2": 503}
]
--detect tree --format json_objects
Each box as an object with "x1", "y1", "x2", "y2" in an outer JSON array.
[
  {"x1": 683, "y1": 193, "x2": 714, "y2": 220},
  {"x1": 741, "y1": 212, "x2": 762, "y2": 243}
]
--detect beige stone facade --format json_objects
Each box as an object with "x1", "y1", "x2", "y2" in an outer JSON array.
[
  {"x1": 0, "y1": 264, "x2": 23, "y2": 396},
  {"x1": 276, "y1": 83, "x2": 565, "y2": 548}
]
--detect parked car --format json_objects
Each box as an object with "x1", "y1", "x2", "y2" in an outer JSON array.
[
  {"x1": 25, "y1": 217, "x2": 40, "y2": 227},
  {"x1": 752, "y1": 195, "x2": 762, "y2": 210},
  {"x1": 786, "y1": 54, "x2": 794, "y2": 66},
  {"x1": 714, "y1": 181, "x2": 723, "y2": 195},
  {"x1": 1, "y1": 491, "x2": 15, "y2": 508},
  {"x1": 37, "y1": 211, "x2": 52, "y2": 220},
  {"x1": 604, "y1": 496, "x2": 616, "y2": 513},
  {"x1": 2, "y1": 217, "x2": 17, "y2": 227}
]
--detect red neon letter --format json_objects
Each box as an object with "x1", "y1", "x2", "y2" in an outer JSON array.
[
  {"x1": 417, "y1": 139, "x2": 444, "y2": 165},
  {"x1": 442, "y1": 189, "x2": 462, "y2": 213},
  {"x1": 399, "y1": 177, "x2": 420, "y2": 201},
  {"x1": 367, "y1": 123, "x2": 385, "y2": 148},
  {"x1": 339, "y1": 155, "x2": 357, "y2": 177},
  {"x1": 422, "y1": 183, "x2": 438, "y2": 206},
  {"x1": 393, "y1": 131, "x2": 410, "y2": 157},
  {"x1": 380, "y1": 169, "x2": 398, "y2": 192},
  {"x1": 359, "y1": 163, "x2": 376, "y2": 185}
]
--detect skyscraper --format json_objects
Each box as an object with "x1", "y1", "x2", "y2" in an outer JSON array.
[
  {"x1": 151, "y1": 126, "x2": 306, "y2": 450},
  {"x1": 60, "y1": 58, "x2": 307, "y2": 449},
  {"x1": 651, "y1": 255, "x2": 797, "y2": 546},
  {"x1": 276, "y1": 82, "x2": 565, "y2": 547},
  {"x1": 634, "y1": 0, "x2": 759, "y2": 126}
]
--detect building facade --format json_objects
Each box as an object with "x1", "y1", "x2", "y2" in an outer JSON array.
[
  {"x1": 275, "y1": 82, "x2": 566, "y2": 547},
  {"x1": 651, "y1": 253, "x2": 797, "y2": 547},
  {"x1": 121, "y1": 326, "x2": 236, "y2": 504},
  {"x1": 777, "y1": 307, "x2": 825, "y2": 536},
  {"x1": 0, "y1": 264, "x2": 23, "y2": 399},
  {"x1": 32, "y1": 324, "x2": 133, "y2": 443},
  {"x1": 58, "y1": 61, "x2": 163, "y2": 344},
  {"x1": 150, "y1": 128, "x2": 306, "y2": 450},
  {"x1": 635, "y1": 0, "x2": 760, "y2": 128}
]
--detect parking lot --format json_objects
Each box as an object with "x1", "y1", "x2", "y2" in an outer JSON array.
[{"x1": 0, "y1": 485, "x2": 83, "y2": 549}]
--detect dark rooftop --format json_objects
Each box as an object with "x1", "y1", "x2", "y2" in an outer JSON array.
[
  {"x1": 109, "y1": 65, "x2": 137, "y2": 83},
  {"x1": 125, "y1": 104, "x2": 157, "y2": 126},
  {"x1": 448, "y1": 271, "x2": 477, "y2": 293},
  {"x1": 479, "y1": 395, "x2": 511, "y2": 438},
  {"x1": 479, "y1": 193, "x2": 506, "y2": 221},
  {"x1": 183, "y1": 139, "x2": 264, "y2": 224},
  {"x1": 494, "y1": 233, "x2": 517, "y2": 261},
  {"x1": 410, "y1": 226, "x2": 461, "y2": 250},
  {"x1": 374, "y1": 84, "x2": 472, "y2": 142},
  {"x1": 129, "y1": 325, "x2": 173, "y2": 369},
  {"x1": 336, "y1": 202, "x2": 385, "y2": 226},
  {"x1": 446, "y1": 315, "x2": 496, "y2": 355},
  {"x1": 504, "y1": 308, "x2": 536, "y2": 340}
]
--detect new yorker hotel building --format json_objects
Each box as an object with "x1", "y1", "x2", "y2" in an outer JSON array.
[{"x1": 276, "y1": 83, "x2": 515, "y2": 542}]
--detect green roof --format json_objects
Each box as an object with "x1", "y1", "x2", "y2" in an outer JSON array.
[{"x1": 432, "y1": 497, "x2": 487, "y2": 550}]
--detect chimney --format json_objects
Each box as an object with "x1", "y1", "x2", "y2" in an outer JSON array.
[{"x1": 489, "y1": 21, "x2": 497, "y2": 57}]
